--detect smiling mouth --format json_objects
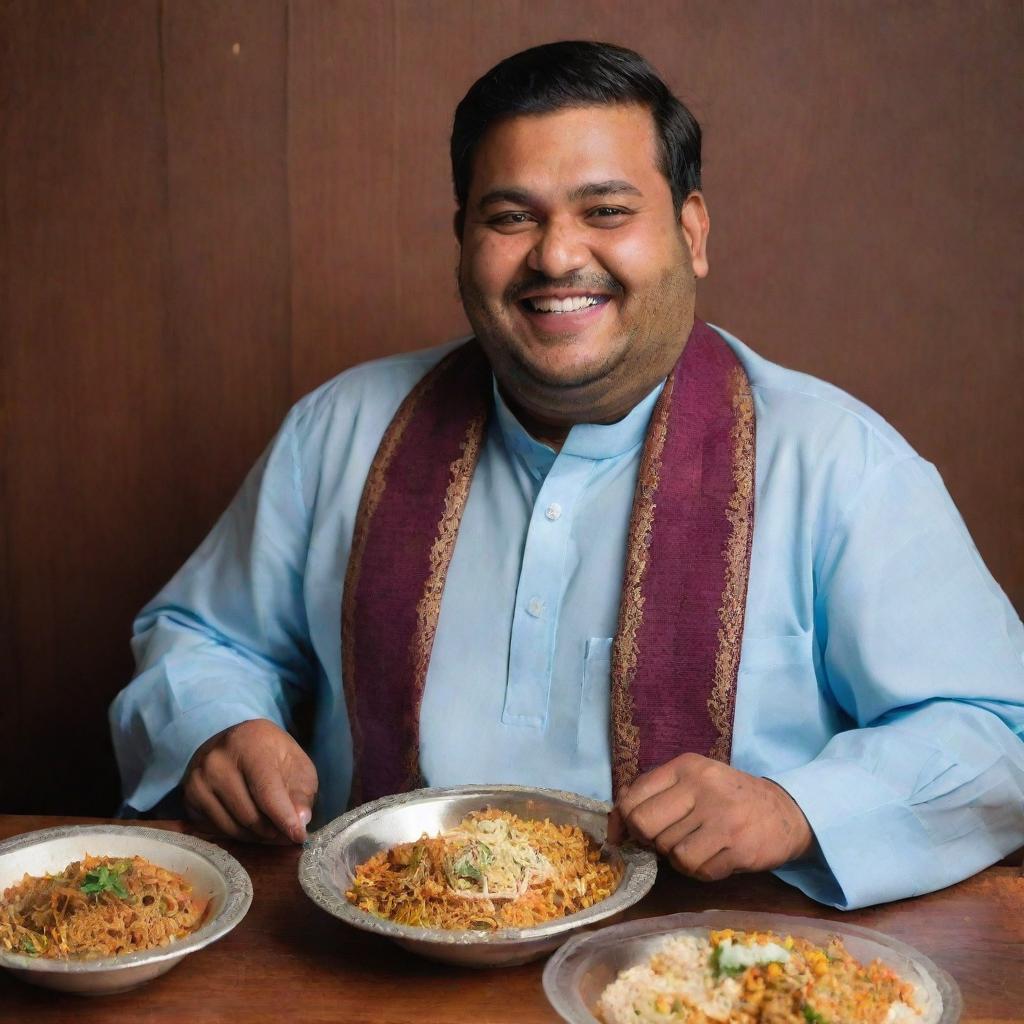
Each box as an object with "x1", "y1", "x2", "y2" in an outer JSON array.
[{"x1": 519, "y1": 295, "x2": 611, "y2": 314}]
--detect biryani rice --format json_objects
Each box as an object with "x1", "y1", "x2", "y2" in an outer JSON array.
[{"x1": 596, "y1": 928, "x2": 923, "y2": 1024}]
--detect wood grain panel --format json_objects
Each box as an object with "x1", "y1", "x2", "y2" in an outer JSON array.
[
  {"x1": 160, "y1": 0, "x2": 292, "y2": 549},
  {"x1": 0, "y1": 0, "x2": 166, "y2": 814},
  {"x1": 0, "y1": 0, "x2": 292, "y2": 815},
  {"x1": 288, "y1": 0, "x2": 401, "y2": 396},
  {"x1": 687, "y1": 0, "x2": 1024, "y2": 609}
]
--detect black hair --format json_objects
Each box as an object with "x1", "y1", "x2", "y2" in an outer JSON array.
[{"x1": 451, "y1": 41, "x2": 702, "y2": 227}]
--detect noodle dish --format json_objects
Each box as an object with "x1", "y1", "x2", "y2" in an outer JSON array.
[
  {"x1": 1, "y1": 853, "x2": 208, "y2": 959},
  {"x1": 299, "y1": 784, "x2": 657, "y2": 967},
  {"x1": 346, "y1": 808, "x2": 621, "y2": 930},
  {"x1": 0, "y1": 825, "x2": 252, "y2": 995}
]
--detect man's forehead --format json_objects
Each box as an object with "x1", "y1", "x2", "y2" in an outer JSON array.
[{"x1": 466, "y1": 104, "x2": 664, "y2": 199}]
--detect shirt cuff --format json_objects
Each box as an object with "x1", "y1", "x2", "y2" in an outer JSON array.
[
  {"x1": 766, "y1": 758, "x2": 931, "y2": 910},
  {"x1": 123, "y1": 701, "x2": 281, "y2": 813}
]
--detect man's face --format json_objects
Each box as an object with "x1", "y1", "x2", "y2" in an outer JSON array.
[{"x1": 457, "y1": 104, "x2": 709, "y2": 428}]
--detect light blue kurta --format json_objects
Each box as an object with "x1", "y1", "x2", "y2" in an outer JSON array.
[{"x1": 109, "y1": 326, "x2": 1024, "y2": 910}]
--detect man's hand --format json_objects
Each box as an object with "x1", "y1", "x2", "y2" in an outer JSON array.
[
  {"x1": 608, "y1": 753, "x2": 812, "y2": 881},
  {"x1": 183, "y1": 719, "x2": 318, "y2": 844}
]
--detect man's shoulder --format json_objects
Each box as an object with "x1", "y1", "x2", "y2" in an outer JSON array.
[
  {"x1": 712, "y1": 324, "x2": 918, "y2": 466},
  {"x1": 289, "y1": 338, "x2": 466, "y2": 435}
]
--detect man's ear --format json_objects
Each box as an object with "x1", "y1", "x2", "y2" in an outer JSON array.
[
  {"x1": 680, "y1": 192, "x2": 710, "y2": 279},
  {"x1": 453, "y1": 208, "x2": 465, "y2": 242}
]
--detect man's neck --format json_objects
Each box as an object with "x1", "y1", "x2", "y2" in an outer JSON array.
[
  {"x1": 498, "y1": 383, "x2": 661, "y2": 453},
  {"x1": 507, "y1": 403, "x2": 571, "y2": 452}
]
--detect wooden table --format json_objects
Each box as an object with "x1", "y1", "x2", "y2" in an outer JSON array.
[{"x1": 1, "y1": 816, "x2": 1021, "y2": 1023}]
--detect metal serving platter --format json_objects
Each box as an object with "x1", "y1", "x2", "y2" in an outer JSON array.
[
  {"x1": 298, "y1": 784, "x2": 657, "y2": 967},
  {"x1": 0, "y1": 824, "x2": 253, "y2": 995},
  {"x1": 543, "y1": 910, "x2": 962, "y2": 1023}
]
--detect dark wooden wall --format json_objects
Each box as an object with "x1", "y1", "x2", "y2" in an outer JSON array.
[{"x1": 1, "y1": 1, "x2": 1021, "y2": 815}]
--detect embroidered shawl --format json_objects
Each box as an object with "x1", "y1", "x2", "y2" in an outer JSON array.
[{"x1": 341, "y1": 320, "x2": 755, "y2": 804}]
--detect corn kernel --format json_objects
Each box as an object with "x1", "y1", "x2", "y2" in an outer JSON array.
[
  {"x1": 813, "y1": 960, "x2": 829, "y2": 977},
  {"x1": 766, "y1": 962, "x2": 783, "y2": 979},
  {"x1": 655, "y1": 995, "x2": 671, "y2": 1014}
]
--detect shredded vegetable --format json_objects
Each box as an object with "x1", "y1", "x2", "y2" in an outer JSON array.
[{"x1": 347, "y1": 809, "x2": 621, "y2": 930}]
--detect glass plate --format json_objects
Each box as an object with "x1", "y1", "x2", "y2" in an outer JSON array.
[{"x1": 543, "y1": 909, "x2": 962, "y2": 1023}]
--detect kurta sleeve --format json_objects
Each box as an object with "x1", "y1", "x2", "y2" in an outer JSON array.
[
  {"x1": 109, "y1": 401, "x2": 316, "y2": 813},
  {"x1": 766, "y1": 454, "x2": 1024, "y2": 909}
]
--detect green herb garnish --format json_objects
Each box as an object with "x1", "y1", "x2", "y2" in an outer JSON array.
[
  {"x1": 20, "y1": 934, "x2": 45, "y2": 956},
  {"x1": 452, "y1": 857, "x2": 482, "y2": 882},
  {"x1": 80, "y1": 865, "x2": 130, "y2": 899},
  {"x1": 803, "y1": 1005, "x2": 829, "y2": 1024}
]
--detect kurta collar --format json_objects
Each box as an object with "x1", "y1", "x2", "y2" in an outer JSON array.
[{"x1": 492, "y1": 376, "x2": 666, "y2": 479}]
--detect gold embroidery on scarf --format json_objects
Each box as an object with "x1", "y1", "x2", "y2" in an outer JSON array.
[
  {"x1": 403, "y1": 414, "x2": 487, "y2": 790},
  {"x1": 341, "y1": 349, "x2": 462, "y2": 804},
  {"x1": 610, "y1": 372, "x2": 676, "y2": 796},
  {"x1": 708, "y1": 366, "x2": 756, "y2": 763}
]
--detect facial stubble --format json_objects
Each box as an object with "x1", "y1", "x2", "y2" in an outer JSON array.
[{"x1": 458, "y1": 259, "x2": 696, "y2": 427}]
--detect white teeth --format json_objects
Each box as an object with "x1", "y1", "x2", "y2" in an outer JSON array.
[{"x1": 528, "y1": 295, "x2": 601, "y2": 313}]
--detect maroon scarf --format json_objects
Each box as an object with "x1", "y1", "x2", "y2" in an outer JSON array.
[{"x1": 342, "y1": 320, "x2": 755, "y2": 805}]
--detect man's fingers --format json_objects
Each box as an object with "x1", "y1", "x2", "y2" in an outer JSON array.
[
  {"x1": 606, "y1": 807, "x2": 626, "y2": 845},
  {"x1": 621, "y1": 787, "x2": 697, "y2": 843},
  {"x1": 183, "y1": 720, "x2": 319, "y2": 844},
  {"x1": 211, "y1": 774, "x2": 286, "y2": 842},
  {"x1": 184, "y1": 779, "x2": 261, "y2": 843},
  {"x1": 668, "y1": 825, "x2": 730, "y2": 879},
  {"x1": 652, "y1": 812, "x2": 702, "y2": 858},
  {"x1": 616, "y1": 762, "x2": 678, "y2": 820},
  {"x1": 243, "y1": 758, "x2": 307, "y2": 843},
  {"x1": 689, "y1": 847, "x2": 737, "y2": 883},
  {"x1": 285, "y1": 756, "x2": 318, "y2": 829}
]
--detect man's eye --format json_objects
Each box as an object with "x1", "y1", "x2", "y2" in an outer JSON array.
[
  {"x1": 589, "y1": 206, "x2": 630, "y2": 220},
  {"x1": 489, "y1": 212, "x2": 535, "y2": 229}
]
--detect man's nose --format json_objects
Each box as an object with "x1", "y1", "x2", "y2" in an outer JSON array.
[{"x1": 526, "y1": 218, "x2": 590, "y2": 278}]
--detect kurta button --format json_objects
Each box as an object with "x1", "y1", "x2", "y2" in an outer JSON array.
[
  {"x1": 545, "y1": 503, "x2": 562, "y2": 521},
  {"x1": 526, "y1": 597, "x2": 544, "y2": 617}
]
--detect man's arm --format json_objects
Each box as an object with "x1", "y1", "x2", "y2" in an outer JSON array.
[
  {"x1": 109, "y1": 399, "x2": 320, "y2": 840},
  {"x1": 615, "y1": 454, "x2": 1024, "y2": 907},
  {"x1": 764, "y1": 453, "x2": 1024, "y2": 907}
]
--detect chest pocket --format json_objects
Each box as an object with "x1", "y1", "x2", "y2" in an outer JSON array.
[
  {"x1": 574, "y1": 635, "x2": 816, "y2": 752},
  {"x1": 736, "y1": 633, "x2": 841, "y2": 755},
  {"x1": 576, "y1": 637, "x2": 613, "y2": 762}
]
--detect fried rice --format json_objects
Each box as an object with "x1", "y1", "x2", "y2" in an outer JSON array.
[{"x1": 596, "y1": 928, "x2": 923, "y2": 1024}]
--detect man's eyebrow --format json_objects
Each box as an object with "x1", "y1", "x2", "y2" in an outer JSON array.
[
  {"x1": 476, "y1": 180, "x2": 643, "y2": 211},
  {"x1": 477, "y1": 188, "x2": 535, "y2": 211},
  {"x1": 568, "y1": 179, "x2": 643, "y2": 202}
]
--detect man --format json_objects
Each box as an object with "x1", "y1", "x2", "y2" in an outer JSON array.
[{"x1": 110, "y1": 41, "x2": 1024, "y2": 910}]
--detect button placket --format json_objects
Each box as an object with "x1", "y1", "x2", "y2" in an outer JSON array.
[{"x1": 501, "y1": 456, "x2": 592, "y2": 728}]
